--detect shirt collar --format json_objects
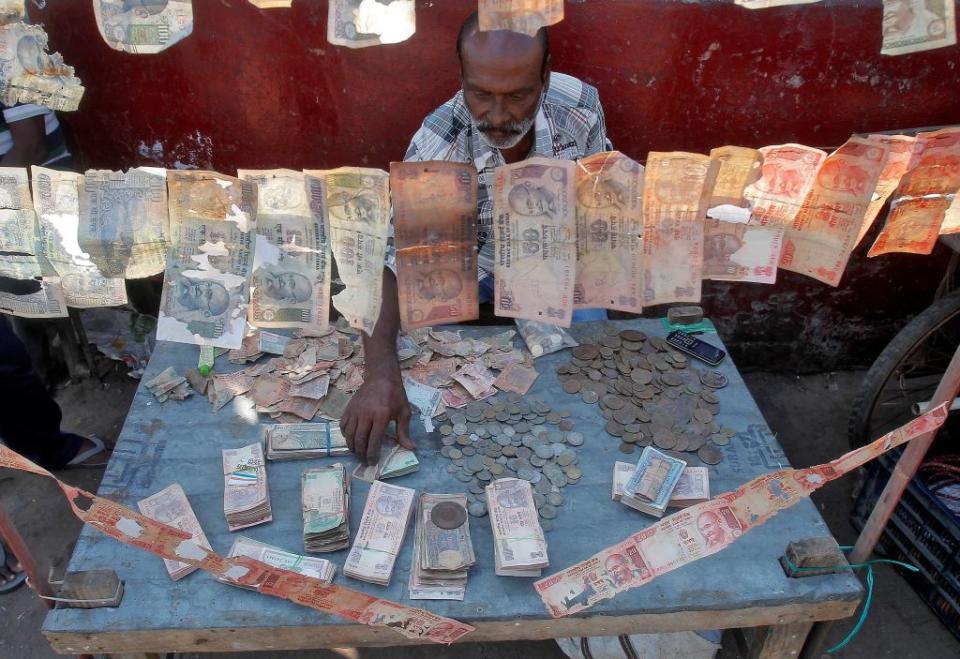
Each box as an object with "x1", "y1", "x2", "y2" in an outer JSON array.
[{"x1": 470, "y1": 103, "x2": 551, "y2": 171}]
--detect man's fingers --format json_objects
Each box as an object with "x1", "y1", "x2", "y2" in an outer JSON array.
[
  {"x1": 396, "y1": 404, "x2": 415, "y2": 450},
  {"x1": 340, "y1": 411, "x2": 357, "y2": 454},
  {"x1": 366, "y1": 414, "x2": 389, "y2": 466},
  {"x1": 353, "y1": 417, "x2": 373, "y2": 465}
]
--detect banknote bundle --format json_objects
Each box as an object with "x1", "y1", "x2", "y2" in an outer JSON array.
[
  {"x1": 137, "y1": 483, "x2": 211, "y2": 581},
  {"x1": 0, "y1": 21, "x2": 84, "y2": 111},
  {"x1": 390, "y1": 161, "x2": 479, "y2": 329},
  {"x1": 31, "y1": 166, "x2": 127, "y2": 308},
  {"x1": 302, "y1": 464, "x2": 351, "y2": 552},
  {"x1": 344, "y1": 480, "x2": 415, "y2": 585},
  {"x1": 145, "y1": 366, "x2": 193, "y2": 402},
  {"x1": 485, "y1": 477, "x2": 549, "y2": 576},
  {"x1": 222, "y1": 443, "x2": 272, "y2": 531},
  {"x1": 613, "y1": 462, "x2": 709, "y2": 509},
  {"x1": 238, "y1": 170, "x2": 331, "y2": 332},
  {"x1": 158, "y1": 171, "x2": 258, "y2": 349},
  {"x1": 93, "y1": 0, "x2": 194, "y2": 54},
  {"x1": 223, "y1": 536, "x2": 335, "y2": 585},
  {"x1": 621, "y1": 447, "x2": 687, "y2": 518},
  {"x1": 409, "y1": 493, "x2": 476, "y2": 600},
  {"x1": 327, "y1": 0, "x2": 416, "y2": 48},
  {"x1": 352, "y1": 443, "x2": 420, "y2": 482},
  {"x1": 264, "y1": 421, "x2": 349, "y2": 460},
  {"x1": 493, "y1": 158, "x2": 577, "y2": 326}
]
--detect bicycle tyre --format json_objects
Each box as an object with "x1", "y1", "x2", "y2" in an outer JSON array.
[{"x1": 847, "y1": 288, "x2": 960, "y2": 448}]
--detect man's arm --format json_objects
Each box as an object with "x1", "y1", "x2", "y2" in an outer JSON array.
[
  {"x1": 339, "y1": 267, "x2": 414, "y2": 465},
  {"x1": 0, "y1": 115, "x2": 47, "y2": 167}
]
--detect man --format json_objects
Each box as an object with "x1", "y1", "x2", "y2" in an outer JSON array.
[{"x1": 340, "y1": 12, "x2": 611, "y2": 464}]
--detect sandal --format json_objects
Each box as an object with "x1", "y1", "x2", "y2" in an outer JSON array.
[
  {"x1": 66, "y1": 435, "x2": 109, "y2": 468},
  {"x1": 0, "y1": 544, "x2": 26, "y2": 594}
]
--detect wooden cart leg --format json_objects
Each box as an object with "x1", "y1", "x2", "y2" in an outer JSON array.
[{"x1": 740, "y1": 622, "x2": 814, "y2": 659}]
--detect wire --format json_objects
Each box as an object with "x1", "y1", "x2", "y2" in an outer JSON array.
[{"x1": 781, "y1": 546, "x2": 919, "y2": 653}]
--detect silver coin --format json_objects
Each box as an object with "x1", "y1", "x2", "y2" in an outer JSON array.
[
  {"x1": 539, "y1": 504, "x2": 558, "y2": 519},
  {"x1": 439, "y1": 424, "x2": 453, "y2": 436},
  {"x1": 566, "y1": 432, "x2": 584, "y2": 446},
  {"x1": 581, "y1": 390, "x2": 599, "y2": 404},
  {"x1": 547, "y1": 492, "x2": 565, "y2": 506},
  {"x1": 540, "y1": 519, "x2": 554, "y2": 532},
  {"x1": 468, "y1": 502, "x2": 488, "y2": 517},
  {"x1": 455, "y1": 471, "x2": 472, "y2": 482}
]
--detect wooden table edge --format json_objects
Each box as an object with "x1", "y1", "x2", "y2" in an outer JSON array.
[{"x1": 43, "y1": 598, "x2": 861, "y2": 654}]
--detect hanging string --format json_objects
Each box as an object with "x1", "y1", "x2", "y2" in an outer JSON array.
[{"x1": 781, "y1": 545, "x2": 920, "y2": 653}]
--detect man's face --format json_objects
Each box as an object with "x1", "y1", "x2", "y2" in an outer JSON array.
[
  {"x1": 263, "y1": 271, "x2": 312, "y2": 303},
  {"x1": 883, "y1": 0, "x2": 918, "y2": 36},
  {"x1": 509, "y1": 183, "x2": 553, "y2": 216},
  {"x1": 605, "y1": 554, "x2": 633, "y2": 587},
  {"x1": 460, "y1": 31, "x2": 547, "y2": 150},
  {"x1": 705, "y1": 233, "x2": 741, "y2": 261},
  {"x1": 697, "y1": 512, "x2": 726, "y2": 547},
  {"x1": 418, "y1": 269, "x2": 462, "y2": 301},
  {"x1": 177, "y1": 278, "x2": 230, "y2": 316},
  {"x1": 346, "y1": 196, "x2": 376, "y2": 223}
]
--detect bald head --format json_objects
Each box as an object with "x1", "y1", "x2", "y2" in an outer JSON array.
[{"x1": 457, "y1": 12, "x2": 551, "y2": 151}]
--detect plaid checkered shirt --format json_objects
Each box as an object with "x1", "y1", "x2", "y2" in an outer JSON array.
[{"x1": 387, "y1": 72, "x2": 610, "y2": 281}]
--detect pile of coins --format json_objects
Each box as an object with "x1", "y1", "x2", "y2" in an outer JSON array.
[
  {"x1": 432, "y1": 394, "x2": 583, "y2": 531},
  {"x1": 557, "y1": 328, "x2": 734, "y2": 466}
]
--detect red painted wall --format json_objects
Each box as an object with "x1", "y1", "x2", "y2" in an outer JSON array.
[{"x1": 34, "y1": 0, "x2": 960, "y2": 369}]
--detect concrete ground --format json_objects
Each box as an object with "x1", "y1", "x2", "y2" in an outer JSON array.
[{"x1": 1, "y1": 364, "x2": 958, "y2": 659}]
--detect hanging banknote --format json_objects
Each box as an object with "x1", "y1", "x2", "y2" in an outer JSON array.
[
  {"x1": 93, "y1": 0, "x2": 194, "y2": 54},
  {"x1": 78, "y1": 167, "x2": 169, "y2": 279},
  {"x1": 573, "y1": 151, "x2": 644, "y2": 313},
  {"x1": 0, "y1": 1, "x2": 24, "y2": 25},
  {"x1": 854, "y1": 134, "x2": 917, "y2": 248},
  {"x1": 535, "y1": 403, "x2": 949, "y2": 618},
  {"x1": 478, "y1": 0, "x2": 564, "y2": 36},
  {"x1": 702, "y1": 147, "x2": 783, "y2": 284},
  {"x1": 881, "y1": 0, "x2": 956, "y2": 56},
  {"x1": 0, "y1": 166, "x2": 34, "y2": 258},
  {"x1": 249, "y1": 0, "x2": 292, "y2": 7},
  {"x1": 32, "y1": 166, "x2": 127, "y2": 308},
  {"x1": 310, "y1": 167, "x2": 390, "y2": 335},
  {"x1": 0, "y1": 22, "x2": 84, "y2": 111},
  {"x1": 493, "y1": 157, "x2": 576, "y2": 326},
  {"x1": 0, "y1": 276, "x2": 67, "y2": 318},
  {"x1": 238, "y1": 169, "x2": 331, "y2": 331},
  {"x1": 781, "y1": 137, "x2": 890, "y2": 286},
  {"x1": 327, "y1": 0, "x2": 416, "y2": 48},
  {"x1": 641, "y1": 152, "x2": 718, "y2": 305},
  {"x1": 390, "y1": 161, "x2": 478, "y2": 329},
  {"x1": 743, "y1": 144, "x2": 827, "y2": 228},
  {"x1": 0, "y1": 445, "x2": 476, "y2": 645},
  {"x1": 734, "y1": 0, "x2": 822, "y2": 8},
  {"x1": 157, "y1": 171, "x2": 258, "y2": 349},
  {"x1": 869, "y1": 127, "x2": 960, "y2": 256}
]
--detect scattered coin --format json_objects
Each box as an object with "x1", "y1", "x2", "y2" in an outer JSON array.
[
  {"x1": 581, "y1": 390, "x2": 599, "y2": 404},
  {"x1": 468, "y1": 501, "x2": 488, "y2": 517},
  {"x1": 700, "y1": 371, "x2": 728, "y2": 389},
  {"x1": 698, "y1": 444, "x2": 723, "y2": 465},
  {"x1": 619, "y1": 442, "x2": 636, "y2": 454}
]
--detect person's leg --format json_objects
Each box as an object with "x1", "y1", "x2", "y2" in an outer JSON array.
[{"x1": 0, "y1": 315, "x2": 83, "y2": 468}]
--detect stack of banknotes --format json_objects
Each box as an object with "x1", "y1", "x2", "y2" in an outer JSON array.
[
  {"x1": 137, "y1": 483, "x2": 211, "y2": 581},
  {"x1": 222, "y1": 443, "x2": 273, "y2": 531},
  {"x1": 613, "y1": 462, "x2": 711, "y2": 509},
  {"x1": 264, "y1": 421, "x2": 350, "y2": 460},
  {"x1": 485, "y1": 478, "x2": 549, "y2": 577},
  {"x1": 222, "y1": 536, "x2": 336, "y2": 586},
  {"x1": 409, "y1": 493, "x2": 476, "y2": 600},
  {"x1": 352, "y1": 443, "x2": 420, "y2": 482},
  {"x1": 621, "y1": 447, "x2": 687, "y2": 517},
  {"x1": 344, "y1": 480, "x2": 415, "y2": 585},
  {"x1": 302, "y1": 464, "x2": 351, "y2": 552}
]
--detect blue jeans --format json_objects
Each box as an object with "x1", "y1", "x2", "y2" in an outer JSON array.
[{"x1": 478, "y1": 276, "x2": 608, "y2": 323}]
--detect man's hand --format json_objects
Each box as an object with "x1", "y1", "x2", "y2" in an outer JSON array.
[{"x1": 340, "y1": 366, "x2": 415, "y2": 465}]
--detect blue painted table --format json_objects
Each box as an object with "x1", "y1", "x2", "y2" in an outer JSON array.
[{"x1": 43, "y1": 319, "x2": 862, "y2": 655}]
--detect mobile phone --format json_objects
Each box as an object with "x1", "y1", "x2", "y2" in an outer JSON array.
[{"x1": 666, "y1": 330, "x2": 726, "y2": 366}]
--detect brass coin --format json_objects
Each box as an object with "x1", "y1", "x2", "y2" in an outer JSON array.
[
  {"x1": 613, "y1": 407, "x2": 637, "y2": 425},
  {"x1": 619, "y1": 442, "x2": 636, "y2": 454},
  {"x1": 621, "y1": 432, "x2": 638, "y2": 444},
  {"x1": 431, "y1": 501, "x2": 468, "y2": 530},
  {"x1": 620, "y1": 330, "x2": 646, "y2": 342},
  {"x1": 602, "y1": 394, "x2": 626, "y2": 410},
  {"x1": 710, "y1": 433, "x2": 731, "y2": 446},
  {"x1": 631, "y1": 369, "x2": 653, "y2": 385},
  {"x1": 653, "y1": 430, "x2": 677, "y2": 450},
  {"x1": 693, "y1": 408, "x2": 714, "y2": 424},
  {"x1": 562, "y1": 379, "x2": 582, "y2": 394},
  {"x1": 698, "y1": 444, "x2": 723, "y2": 465},
  {"x1": 572, "y1": 345, "x2": 600, "y2": 361}
]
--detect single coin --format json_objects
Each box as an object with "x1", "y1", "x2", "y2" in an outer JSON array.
[
  {"x1": 602, "y1": 394, "x2": 626, "y2": 410},
  {"x1": 619, "y1": 442, "x2": 636, "y2": 454},
  {"x1": 565, "y1": 466, "x2": 582, "y2": 481},
  {"x1": 581, "y1": 390, "x2": 599, "y2": 404},
  {"x1": 701, "y1": 390, "x2": 720, "y2": 404},
  {"x1": 605, "y1": 420, "x2": 625, "y2": 437},
  {"x1": 540, "y1": 519, "x2": 554, "y2": 532},
  {"x1": 710, "y1": 433, "x2": 731, "y2": 446},
  {"x1": 693, "y1": 408, "x2": 714, "y2": 424},
  {"x1": 620, "y1": 329, "x2": 646, "y2": 342},
  {"x1": 468, "y1": 502, "x2": 488, "y2": 517},
  {"x1": 439, "y1": 424, "x2": 453, "y2": 436},
  {"x1": 613, "y1": 407, "x2": 637, "y2": 425},
  {"x1": 572, "y1": 345, "x2": 600, "y2": 361},
  {"x1": 631, "y1": 369, "x2": 654, "y2": 385},
  {"x1": 565, "y1": 431, "x2": 584, "y2": 447},
  {"x1": 456, "y1": 471, "x2": 473, "y2": 482},
  {"x1": 700, "y1": 370, "x2": 728, "y2": 389},
  {"x1": 653, "y1": 430, "x2": 677, "y2": 450},
  {"x1": 539, "y1": 504, "x2": 558, "y2": 519},
  {"x1": 547, "y1": 491, "x2": 565, "y2": 506},
  {"x1": 431, "y1": 501, "x2": 468, "y2": 529},
  {"x1": 698, "y1": 444, "x2": 723, "y2": 465}
]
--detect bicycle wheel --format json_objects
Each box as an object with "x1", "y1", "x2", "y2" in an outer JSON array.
[{"x1": 848, "y1": 288, "x2": 960, "y2": 448}]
